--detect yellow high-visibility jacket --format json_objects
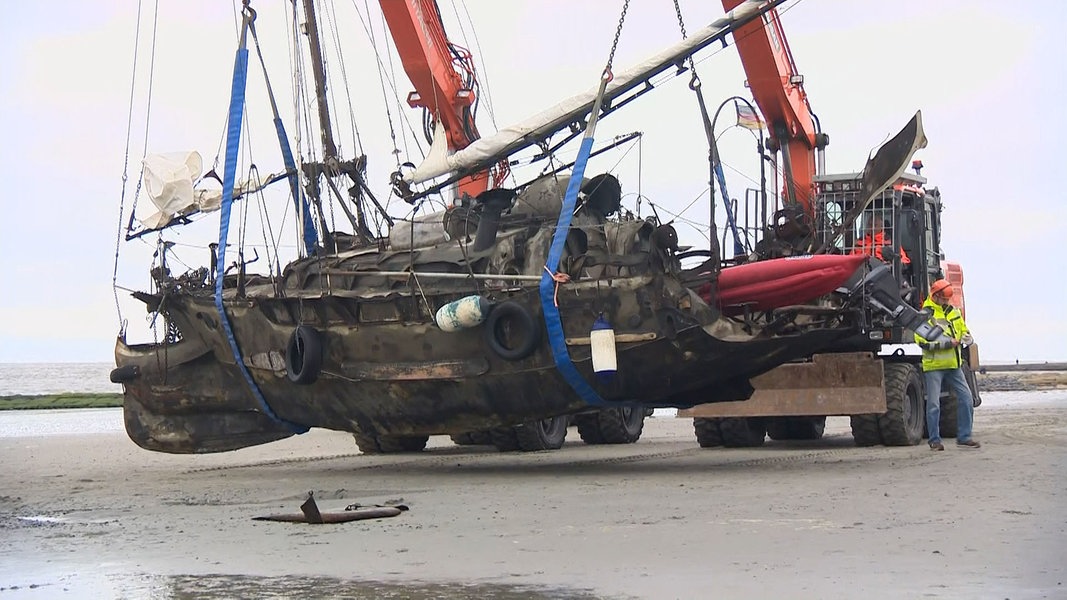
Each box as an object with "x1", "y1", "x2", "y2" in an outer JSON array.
[{"x1": 914, "y1": 296, "x2": 970, "y2": 371}]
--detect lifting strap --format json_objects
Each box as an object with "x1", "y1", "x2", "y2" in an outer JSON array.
[
  {"x1": 215, "y1": 5, "x2": 307, "y2": 435},
  {"x1": 539, "y1": 0, "x2": 630, "y2": 407}
]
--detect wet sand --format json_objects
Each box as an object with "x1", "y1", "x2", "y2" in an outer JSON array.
[{"x1": 1, "y1": 398, "x2": 1065, "y2": 599}]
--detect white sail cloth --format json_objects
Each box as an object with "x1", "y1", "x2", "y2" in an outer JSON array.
[
  {"x1": 141, "y1": 151, "x2": 205, "y2": 229},
  {"x1": 139, "y1": 150, "x2": 278, "y2": 230},
  {"x1": 403, "y1": 0, "x2": 766, "y2": 186}
]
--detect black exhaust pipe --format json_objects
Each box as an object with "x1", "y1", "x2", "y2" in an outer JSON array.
[{"x1": 471, "y1": 188, "x2": 518, "y2": 252}]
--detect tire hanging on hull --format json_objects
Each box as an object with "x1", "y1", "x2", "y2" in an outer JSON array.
[{"x1": 286, "y1": 325, "x2": 324, "y2": 385}]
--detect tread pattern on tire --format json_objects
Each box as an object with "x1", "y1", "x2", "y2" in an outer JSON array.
[
  {"x1": 720, "y1": 417, "x2": 766, "y2": 447},
  {"x1": 694, "y1": 417, "x2": 764, "y2": 448},
  {"x1": 693, "y1": 417, "x2": 723, "y2": 448},
  {"x1": 850, "y1": 362, "x2": 924, "y2": 447},
  {"x1": 939, "y1": 392, "x2": 959, "y2": 439},
  {"x1": 450, "y1": 431, "x2": 493, "y2": 446},
  {"x1": 354, "y1": 432, "x2": 429, "y2": 454},
  {"x1": 767, "y1": 417, "x2": 826, "y2": 441},
  {"x1": 575, "y1": 408, "x2": 645, "y2": 445},
  {"x1": 850, "y1": 414, "x2": 881, "y2": 446},
  {"x1": 491, "y1": 416, "x2": 568, "y2": 452},
  {"x1": 878, "y1": 363, "x2": 924, "y2": 446},
  {"x1": 513, "y1": 416, "x2": 568, "y2": 451}
]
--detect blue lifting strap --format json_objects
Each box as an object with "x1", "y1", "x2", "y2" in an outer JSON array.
[
  {"x1": 273, "y1": 118, "x2": 318, "y2": 256},
  {"x1": 539, "y1": 66, "x2": 622, "y2": 408},
  {"x1": 214, "y1": 17, "x2": 307, "y2": 435},
  {"x1": 713, "y1": 159, "x2": 746, "y2": 256},
  {"x1": 540, "y1": 136, "x2": 606, "y2": 407}
]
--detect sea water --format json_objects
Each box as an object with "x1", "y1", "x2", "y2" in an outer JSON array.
[{"x1": 0, "y1": 363, "x2": 120, "y2": 396}]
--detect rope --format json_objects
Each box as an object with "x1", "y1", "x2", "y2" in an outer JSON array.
[
  {"x1": 542, "y1": 266, "x2": 571, "y2": 307},
  {"x1": 114, "y1": 0, "x2": 153, "y2": 336},
  {"x1": 249, "y1": 12, "x2": 318, "y2": 255}
]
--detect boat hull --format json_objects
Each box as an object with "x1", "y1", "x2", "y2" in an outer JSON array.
[
  {"x1": 114, "y1": 276, "x2": 857, "y2": 453},
  {"x1": 713, "y1": 254, "x2": 869, "y2": 315}
]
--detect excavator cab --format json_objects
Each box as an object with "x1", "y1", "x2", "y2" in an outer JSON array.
[{"x1": 811, "y1": 169, "x2": 947, "y2": 343}]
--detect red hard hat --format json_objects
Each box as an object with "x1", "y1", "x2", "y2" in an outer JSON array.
[{"x1": 930, "y1": 279, "x2": 953, "y2": 299}]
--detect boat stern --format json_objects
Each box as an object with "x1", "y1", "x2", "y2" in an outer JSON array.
[{"x1": 113, "y1": 336, "x2": 296, "y2": 453}]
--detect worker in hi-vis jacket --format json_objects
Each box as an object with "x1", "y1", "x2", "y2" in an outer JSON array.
[
  {"x1": 914, "y1": 279, "x2": 980, "y2": 451},
  {"x1": 853, "y1": 219, "x2": 910, "y2": 264}
]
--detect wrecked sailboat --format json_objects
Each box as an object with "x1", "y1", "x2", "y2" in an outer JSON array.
[{"x1": 111, "y1": 0, "x2": 937, "y2": 454}]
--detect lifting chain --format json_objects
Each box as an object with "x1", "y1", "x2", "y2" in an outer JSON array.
[
  {"x1": 603, "y1": 0, "x2": 631, "y2": 77},
  {"x1": 673, "y1": 0, "x2": 699, "y2": 79}
]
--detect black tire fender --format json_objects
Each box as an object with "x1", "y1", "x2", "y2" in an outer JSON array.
[
  {"x1": 286, "y1": 325, "x2": 323, "y2": 385},
  {"x1": 483, "y1": 301, "x2": 541, "y2": 361}
]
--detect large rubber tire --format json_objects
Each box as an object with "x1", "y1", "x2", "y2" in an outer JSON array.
[
  {"x1": 766, "y1": 418, "x2": 791, "y2": 441},
  {"x1": 878, "y1": 363, "x2": 925, "y2": 446},
  {"x1": 450, "y1": 431, "x2": 493, "y2": 446},
  {"x1": 353, "y1": 433, "x2": 429, "y2": 454},
  {"x1": 939, "y1": 391, "x2": 959, "y2": 439},
  {"x1": 693, "y1": 417, "x2": 723, "y2": 448},
  {"x1": 850, "y1": 362, "x2": 924, "y2": 446},
  {"x1": 515, "y1": 416, "x2": 568, "y2": 451},
  {"x1": 791, "y1": 416, "x2": 826, "y2": 440},
  {"x1": 850, "y1": 414, "x2": 882, "y2": 447},
  {"x1": 766, "y1": 417, "x2": 826, "y2": 441},
  {"x1": 489, "y1": 427, "x2": 521, "y2": 452},
  {"x1": 574, "y1": 407, "x2": 645, "y2": 445},
  {"x1": 492, "y1": 416, "x2": 568, "y2": 452},
  {"x1": 720, "y1": 417, "x2": 767, "y2": 447},
  {"x1": 694, "y1": 417, "x2": 766, "y2": 448}
]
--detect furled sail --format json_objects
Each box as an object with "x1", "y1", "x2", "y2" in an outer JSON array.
[
  {"x1": 139, "y1": 150, "x2": 285, "y2": 230},
  {"x1": 403, "y1": 0, "x2": 772, "y2": 186}
]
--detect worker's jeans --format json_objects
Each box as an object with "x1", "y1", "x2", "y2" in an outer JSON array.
[{"x1": 924, "y1": 368, "x2": 975, "y2": 444}]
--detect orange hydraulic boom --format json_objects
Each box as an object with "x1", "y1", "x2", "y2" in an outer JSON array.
[
  {"x1": 380, "y1": 0, "x2": 492, "y2": 200},
  {"x1": 722, "y1": 0, "x2": 827, "y2": 213}
]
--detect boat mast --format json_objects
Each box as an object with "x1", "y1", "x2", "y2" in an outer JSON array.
[
  {"x1": 300, "y1": 0, "x2": 376, "y2": 244},
  {"x1": 301, "y1": 0, "x2": 338, "y2": 160}
]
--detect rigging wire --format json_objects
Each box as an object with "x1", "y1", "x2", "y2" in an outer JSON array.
[
  {"x1": 348, "y1": 0, "x2": 426, "y2": 228},
  {"x1": 352, "y1": 0, "x2": 423, "y2": 164},
  {"x1": 212, "y1": 0, "x2": 249, "y2": 173},
  {"x1": 454, "y1": 0, "x2": 498, "y2": 130},
  {"x1": 114, "y1": 0, "x2": 155, "y2": 335},
  {"x1": 286, "y1": 0, "x2": 327, "y2": 252},
  {"x1": 323, "y1": 0, "x2": 365, "y2": 157}
]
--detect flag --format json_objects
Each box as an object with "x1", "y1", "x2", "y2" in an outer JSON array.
[{"x1": 735, "y1": 101, "x2": 765, "y2": 131}]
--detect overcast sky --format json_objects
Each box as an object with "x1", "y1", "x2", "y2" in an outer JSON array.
[{"x1": 1, "y1": 0, "x2": 1065, "y2": 364}]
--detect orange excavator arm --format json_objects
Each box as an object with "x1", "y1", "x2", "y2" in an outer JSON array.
[
  {"x1": 721, "y1": 0, "x2": 825, "y2": 213},
  {"x1": 379, "y1": 0, "x2": 490, "y2": 200}
]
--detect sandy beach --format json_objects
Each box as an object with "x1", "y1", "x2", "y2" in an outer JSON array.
[{"x1": 1, "y1": 394, "x2": 1064, "y2": 599}]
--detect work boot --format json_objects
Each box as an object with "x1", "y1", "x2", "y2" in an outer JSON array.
[
  {"x1": 957, "y1": 439, "x2": 981, "y2": 449},
  {"x1": 929, "y1": 441, "x2": 945, "y2": 451}
]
